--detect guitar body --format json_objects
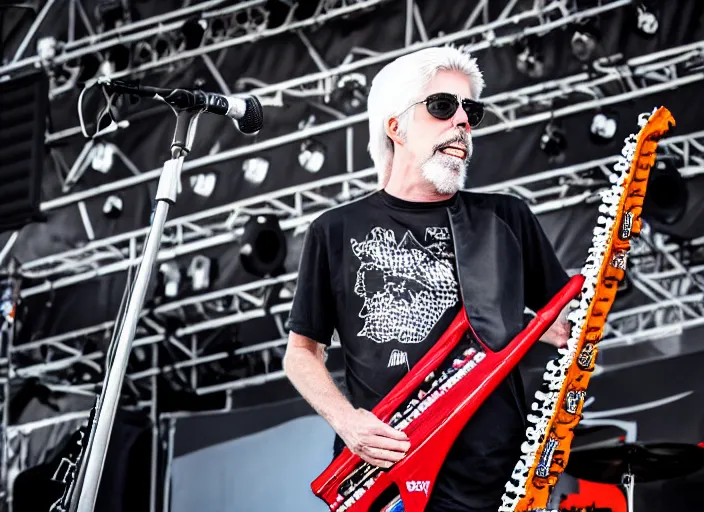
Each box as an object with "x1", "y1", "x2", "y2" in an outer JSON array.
[{"x1": 312, "y1": 276, "x2": 584, "y2": 512}]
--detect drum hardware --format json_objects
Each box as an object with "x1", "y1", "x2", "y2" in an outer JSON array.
[{"x1": 565, "y1": 442, "x2": 704, "y2": 512}]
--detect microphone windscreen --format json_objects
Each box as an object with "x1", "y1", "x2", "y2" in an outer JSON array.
[{"x1": 238, "y1": 96, "x2": 264, "y2": 134}]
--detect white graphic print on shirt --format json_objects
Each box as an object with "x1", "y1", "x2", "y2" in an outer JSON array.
[
  {"x1": 387, "y1": 349, "x2": 409, "y2": 368},
  {"x1": 350, "y1": 227, "x2": 458, "y2": 344}
]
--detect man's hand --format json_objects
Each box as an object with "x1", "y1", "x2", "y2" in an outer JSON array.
[
  {"x1": 334, "y1": 408, "x2": 410, "y2": 468},
  {"x1": 540, "y1": 304, "x2": 571, "y2": 348},
  {"x1": 284, "y1": 333, "x2": 409, "y2": 468}
]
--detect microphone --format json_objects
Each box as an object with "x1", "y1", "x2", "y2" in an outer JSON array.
[{"x1": 96, "y1": 78, "x2": 264, "y2": 134}]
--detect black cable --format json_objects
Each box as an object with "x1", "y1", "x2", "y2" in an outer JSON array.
[{"x1": 102, "y1": 272, "x2": 132, "y2": 377}]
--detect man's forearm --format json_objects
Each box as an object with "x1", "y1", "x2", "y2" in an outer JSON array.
[{"x1": 283, "y1": 346, "x2": 355, "y2": 431}]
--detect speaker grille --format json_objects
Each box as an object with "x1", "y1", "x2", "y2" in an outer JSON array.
[{"x1": 0, "y1": 70, "x2": 49, "y2": 232}]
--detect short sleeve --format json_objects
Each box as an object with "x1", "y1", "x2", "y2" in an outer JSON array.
[
  {"x1": 285, "y1": 222, "x2": 337, "y2": 346},
  {"x1": 511, "y1": 198, "x2": 570, "y2": 312}
]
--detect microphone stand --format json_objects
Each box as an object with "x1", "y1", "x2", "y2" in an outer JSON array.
[
  {"x1": 69, "y1": 108, "x2": 202, "y2": 512},
  {"x1": 622, "y1": 470, "x2": 635, "y2": 512}
]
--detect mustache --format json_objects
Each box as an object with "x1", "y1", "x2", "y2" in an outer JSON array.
[{"x1": 432, "y1": 132, "x2": 470, "y2": 153}]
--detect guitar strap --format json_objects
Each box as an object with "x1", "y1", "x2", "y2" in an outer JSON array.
[
  {"x1": 447, "y1": 194, "x2": 526, "y2": 353},
  {"x1": 447, "y1": 194, "x2": 532, "y2": 424}
]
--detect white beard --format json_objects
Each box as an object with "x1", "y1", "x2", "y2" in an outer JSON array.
[
  {"x1": 421, "y1": 152, "x2": 467, "y2": 195},
  {"x1": 419, "y1": 134, "x2": 473, "y2": 195}
]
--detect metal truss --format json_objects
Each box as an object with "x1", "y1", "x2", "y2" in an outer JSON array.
[
  {"x1": 1, "y1": 0, "x2": 393, "y2": 93},
  {"x1": 32, "y1": 0, "x2": 629, "y2": 168},
  {"x1": 30, "y1": 36, "x2": 704, "y2": 217},
  {"x1": 18, "y1": 65, "x2": 704, "y2": 294},
  {"x1": 7, "y1": 0, "x2": 668, "y2": 289},
  {"x1": 602, "y1": 231, "x2": 704, "y2": 350},
  {"x1": 3, "y1": 0, "x2": 633, "y2": 263},
  {"x1": 11, "y1": 127, "x2": 704, "y2": 399},
  {"x1": 27, "y1": 0, "x2": 635, "y2": 210},
  {"x1": 475, "y1": 127, "x2": 704, "y2": 213},
  {"x1": 1, "y1": 0, "x2": 630, "y2": 105}
]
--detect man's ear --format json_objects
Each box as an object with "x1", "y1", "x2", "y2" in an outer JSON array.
[{"x1": 385, "y1": 117, "x2": 404, "y2": 145}]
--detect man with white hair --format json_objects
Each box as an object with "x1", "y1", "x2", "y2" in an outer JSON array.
[{"x1": 284, "y1": 46, "x2": 570, "y2": 511}]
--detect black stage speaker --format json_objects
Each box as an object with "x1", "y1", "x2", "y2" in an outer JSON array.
[
  {"x1": 12, "y1": 408, "x2": 152, "y2": 512},
  {"x1": 0, "y1": 69, "x2": 49, "y2": 233}
]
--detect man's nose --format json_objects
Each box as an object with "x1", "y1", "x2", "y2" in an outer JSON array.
[{"x1": 452, "y1": 104, "x2": 470, "y2": 130}]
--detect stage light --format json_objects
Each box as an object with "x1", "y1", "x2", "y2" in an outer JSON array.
[
  {"x1": 515, "y1": 37, "x2": 544, "y2": 79},
  {"x1": 240, "y1": 215, "x2": 287, "y2": 278},
  {"x1": 684, "y1": 54, "x2": 704, "y2": 73},
  {"x1": 188, "y1": 255, "x2": 214, "y2": 291},
  {"x1": 290, "y1": 0, "x2": 319, "y2": 20},
  {"x1": 571, "y1": 20, "x2": 600, "y2": 62},
  {"x1": 571, "y1": 32, "x2": 596, "y2": 62},
  {"x1": 642, "y1": 158, "x2": 688, "y2": 225},
  {"x1": 540, "y1": 122, "x2": 567, "y2": 163},
  {"x1": 91, "y1": 143, "x2": 115, "y2": 173},
  {"x1": 132, "y1": 41, "x2": 153, "y2": 66},
  {"x1": 298, "y1": 139, "x2": 326, "y2": 173},
  {"x1": 96, "y1": 44, "x2": 129, "y2": 76},
  {"x1": 189, "y1": 172, "x2": 217, "y2": 197},
  {"x1": 265, "y1": 0, "x2": 319, "y2": 28},
  {"x1": 37, "y1": 38, "x2": 89, "y2": 89},
  {"x1": 159, "y1": 262, "x2": 181, "y2": 298},
  {"x1": 62, "y1": 53, "x2": 101, "y2": 85},
  {"x1": 244, "y1": 6, "x2": 268, "y2": 33},
  {"x1": 635, "y1": 3, "x2": 658, "y2": 36},
  {"x1": 52, "y1": 66, "x2": 73, "y2": 88},
  {"x1": 36, "y1": 36, "x2": 58, "y2": 66},
  {"x1": 153, "y1": 35, "x2": 174, "y2": 60},
  {"x1": 242, "y1": 157, "x2": 269, "y2": 185},
  {"x1": 329, "y1": 73, "x2": 368, "y2": 114},
  {"x1": 95, "y1": 0, "x2": 128, "y2": 32},
  {"x1": 178, "y1": 18, "x2": 207, "y2": 50},
  {"x1": 102, "y1": 195, "x2": 123, "y2": 219},
  {"x1": 264, "y1": 0, "x2": 292, "y2": 28},
  {"x1": 98, "y1": 59, "x2": 113, "y2": 77},
  {"x1": 208, "y1": 17, "x2": 229, "y2": 41},
  {"x1": 589, "y1": 111, "x2": 618, "y2": 144},
  {"x1": 107, "y1": 44, "x2": 130, "y2": 72},
  {"x1": 78, "y1": 54, "x2": 101, "y2": 82}
]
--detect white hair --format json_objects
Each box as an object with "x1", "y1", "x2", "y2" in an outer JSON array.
[{"x1": 366, "y1": 46, "x2": 485, "y2": 187}]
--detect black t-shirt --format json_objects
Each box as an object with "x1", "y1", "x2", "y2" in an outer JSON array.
[{"x1": 287, "y1": 189, "x2": 569, "y2": 512}]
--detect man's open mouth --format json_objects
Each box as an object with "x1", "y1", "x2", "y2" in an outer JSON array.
[{"x1": 438, "y1": 144, "x2": 467, "y2": 160}]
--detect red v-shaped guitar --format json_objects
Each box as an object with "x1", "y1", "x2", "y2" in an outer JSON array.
[{"x1": 311, "y1": 275, "x2": 584, "y2": 512}]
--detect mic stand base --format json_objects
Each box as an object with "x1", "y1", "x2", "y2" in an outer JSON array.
[{"x1": 622, "y1": 471, "x2": 635, "y2": 512}]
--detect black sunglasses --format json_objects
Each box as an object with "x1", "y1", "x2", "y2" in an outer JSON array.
[{"x1": 408, "y1": 93, "x2": 485, "y2": 128}]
